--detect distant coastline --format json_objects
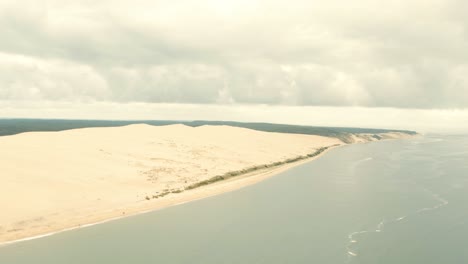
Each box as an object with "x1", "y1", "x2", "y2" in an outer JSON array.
[{"x1": 0, "y1": 118, "x2": 418, "y2": 140}]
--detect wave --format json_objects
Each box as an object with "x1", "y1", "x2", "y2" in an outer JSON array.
[
  {"x1": 345, "y1": 187, "x2": 448, "y2": 263},
  {"x1": 350, "y1": 157, "x2": 373, "y2": 170}
]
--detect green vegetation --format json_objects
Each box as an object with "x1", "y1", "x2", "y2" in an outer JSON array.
[
  {"x1": 150, "y1": 191, "x2": 170, "y2": 199},
  {"x1": 147, "y1": 189, "x2": 183, "y2": 200},
  {"x1": 185, "y1": 146, "x2": 330, "y2": 191},
  {"x1": 143, "y1": 146, "x2": 334, "y2": 200}
]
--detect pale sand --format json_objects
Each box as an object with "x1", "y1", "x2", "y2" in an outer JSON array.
[{"x1": 0, "y1": 124, "x2": 409, "y2": 244}]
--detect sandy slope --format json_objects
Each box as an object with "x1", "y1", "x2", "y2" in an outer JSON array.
[{"x1": 0, "y1": 124, "x2": 346, "y2": 243}]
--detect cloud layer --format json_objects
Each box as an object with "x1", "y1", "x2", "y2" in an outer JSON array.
[{"x1": 1, "y1": 0, "x2": 467, "y2": 108}]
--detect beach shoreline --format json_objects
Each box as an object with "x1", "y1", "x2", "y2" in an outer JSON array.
[{"x1": 0, "y1": 144, "x2": 341, "y2": 247}]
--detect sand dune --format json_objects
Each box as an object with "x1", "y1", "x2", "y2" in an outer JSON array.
[{"x1": 0, "y1": 124, "x2": 406, "y2": 243}]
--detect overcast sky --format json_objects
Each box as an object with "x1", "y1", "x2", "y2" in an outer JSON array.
[{"x1": 1, "y1": 0, "x2": 467, "y2": 132}]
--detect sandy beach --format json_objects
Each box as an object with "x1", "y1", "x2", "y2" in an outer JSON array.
[{"x1": 0, "y1": 124, "x2": 411, "y2": 244}]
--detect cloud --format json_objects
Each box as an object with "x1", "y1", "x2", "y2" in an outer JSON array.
[
  {"x1": 0, "y1": 52, "x2": 109, "y2": 101},
  {"x1": 0, "y1": 0, "x2": 467, "y2": 108}
]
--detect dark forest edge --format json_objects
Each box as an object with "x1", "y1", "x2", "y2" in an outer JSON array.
[{"x1": 0, "y1": 119, "x2": 417, "y2": 143}]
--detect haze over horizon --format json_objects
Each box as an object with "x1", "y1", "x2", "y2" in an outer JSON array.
[{"x1": 1, "y1": 0, "x2": 467, "y2": 132}]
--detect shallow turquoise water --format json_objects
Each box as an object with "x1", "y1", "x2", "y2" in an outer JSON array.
[{"x1": 1, "y1": 135, "x2": 467, "y2": 263}]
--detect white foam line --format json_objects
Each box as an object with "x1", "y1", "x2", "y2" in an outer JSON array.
[
  {"x1": 344, "y1": 187, "x2": 449, "y2": 263},
  {"x1": 0, "y1": 213, "x2": 134, "y2": 248},
  {"x1": 416, "y1": 188, "x2": 449, "y2": 213},
  {"x1": 355, "y1": 157, "x2": 373, "y2": 165},
  {"x1": 345, "y1": 219, "x2": 386, "y2": 262}
]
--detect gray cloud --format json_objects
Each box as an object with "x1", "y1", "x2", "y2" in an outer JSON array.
[{"x1": 0, "y1": 0, "x2": 467, "y2": 108}]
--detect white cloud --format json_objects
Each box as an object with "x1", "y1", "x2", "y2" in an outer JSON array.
[
  {"x1": 0, "y1": 52, "x2": 109, "y2": 101},
  {"x1": 0, "y1": 0, "x2": 467, "y2": 109}
]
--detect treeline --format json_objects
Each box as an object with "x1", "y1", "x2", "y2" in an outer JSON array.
[
  {"x1": 0, "y1": 119, "x2": 417, "y2": 139},
  {"x1": 184, "y1": 146, "x2": 330, "y2": 191},
  {"x1": 144, "y1": 146, "x2": 332, "y2": 201}
]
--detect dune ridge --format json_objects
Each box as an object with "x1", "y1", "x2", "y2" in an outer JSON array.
[{"x1": 0, "y1": 124, "x2": 412, "y2": 244}]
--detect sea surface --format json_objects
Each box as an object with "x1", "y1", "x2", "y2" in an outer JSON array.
[{"x1": 1, "y1": 134, "x2": 467, "y2": 263}]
